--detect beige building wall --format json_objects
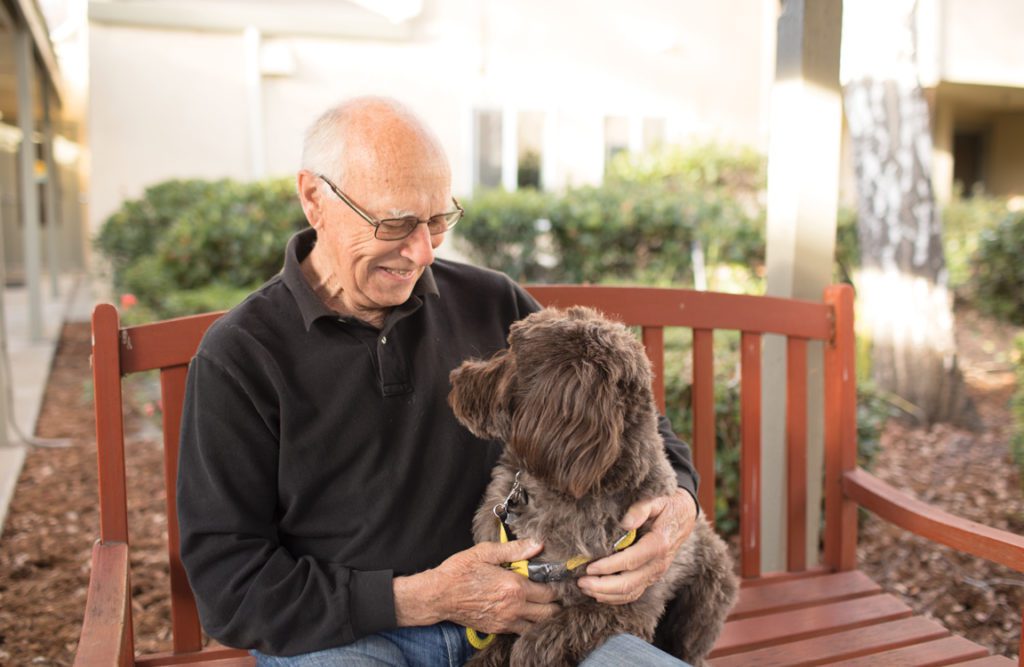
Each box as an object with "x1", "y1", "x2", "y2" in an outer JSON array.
[
  {"x1": 987, "y1": 113, "x2": 1024, "y2": 197},
  {"x1": 87, "y1": 0, "x2": 776, "y2": 235},
  {"x1": 88, "y1": 24, "x2": 251, "y2": 230},
  {"x1": 941, "y1": 0, "x2": 1024, "y2": 88}
]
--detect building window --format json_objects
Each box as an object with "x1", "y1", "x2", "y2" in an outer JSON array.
[
  {"x1": 474, "y1": 109, "x2": 502, "y2": 188},
  {"x1": 643, "y1": 117, "x2": 666, "y2": 151},
  {"x1": 604, "y1": 116, "x2": 630, "y2": 168},
  {"x1": 517, "y1": 111, "x2": 544, "y2": 189},
  {"x1": 953, "y1": 130, "x2": 986, "y2": 196}
]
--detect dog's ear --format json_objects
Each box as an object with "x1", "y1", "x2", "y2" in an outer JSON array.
[
  {"x1": 511, "y1": 358, "x2": 623, "y2": 499},
  {"x1": 448, "y1": 350, "x2": 514, "y2": 440}
]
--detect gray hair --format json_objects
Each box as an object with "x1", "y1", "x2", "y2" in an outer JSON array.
[{"x1": 300, "y1": 96, "x2": 423, "y2": 189}]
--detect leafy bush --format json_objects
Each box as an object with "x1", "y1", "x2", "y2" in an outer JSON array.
[
  {"x1": 95, "y1": 177, "x2": 305, "y2": 320},
  {"x1": 1011, "y1": 335, "x2": 1024, "y2": 486},
  {"x1": 971, "y1": 209, "x2": 1024, "y2": 324},
  {"x1": 944, "y1": 194, "x2": 1010, "y2": 292},
  {"x1": 455, "y1": 144, "x2": 767, "y2": 287},
  {"x1": 95, "y1": 179, "x2": 225, "y2": 285},
  {"x1": 453, "y1": 188, "x2": 556, "y2": 282}
]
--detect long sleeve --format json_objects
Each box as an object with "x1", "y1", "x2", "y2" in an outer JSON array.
[
  {"x1": 657, "y1": 414, "x2": 701, "y2": 513},
  {"x1": 176, "y1": 355, "x2": 394, "y2": 656}
]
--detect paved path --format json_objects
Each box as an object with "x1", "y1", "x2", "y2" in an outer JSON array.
[{"x1": 0, "y1": 273, "x2": 97, "y2": 537}]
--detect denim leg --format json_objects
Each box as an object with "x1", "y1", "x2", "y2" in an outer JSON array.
[
  {"x1": 579, "y1": 634, "x2": 693, "y2": 667},
  {"x1": 250, "y1": 634, "x2": 408, "y2": 667},
  {"x1": 379, "y1": 622, "x2": 475, "y2": 667},
  {"x1": 251, "y1": 623, "x2": 474, "y2": 667}
]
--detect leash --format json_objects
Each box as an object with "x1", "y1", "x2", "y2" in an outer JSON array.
[{"x1": 465, "y1": 472, "x2": 637, "y2": 650}]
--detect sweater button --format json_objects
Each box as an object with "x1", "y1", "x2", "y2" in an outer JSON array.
[{"x1": 380, "y1": 336, "x2": 388, "y2": 345}]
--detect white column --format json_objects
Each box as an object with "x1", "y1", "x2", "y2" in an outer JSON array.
[
  {"x1": 932, "y1": 99, "x2": 955, "y2": 203},
  {"x1": 15, "y1": 26, "x2": 43, "y2": 342},
  {"x1": 42, "y1": 82, "x2": 61, "y2": 298},
  {"x1": 501, "y1": 105, "x2": 518, "y2": 192},
  {"x1": 628, "y1": 116, "x2": 644, "y2": 154},
  {"x1": 0, "y1": 191, "x2": 10, "y2": 447},
  {"x1": 762, "y1": 0, "x2": 843, "y2": 572},
  {"x1": 541, "y1": 109, "x2": 560, "y2": 192},
  {"x1": 244, "y1": 26, "x2": 266, "y2": 180}
]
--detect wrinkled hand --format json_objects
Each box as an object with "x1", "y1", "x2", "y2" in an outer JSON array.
[
  {"x1": 394, "y1": 539, "x2": 560, "y2": 635},
  {"x1": 578, "y1": 489, "x2": 698, "y2": 605}
]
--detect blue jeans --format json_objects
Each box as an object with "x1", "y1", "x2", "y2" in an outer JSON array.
[{"x1": 251, "y1": 625, "x2": 690, "y2": 666}]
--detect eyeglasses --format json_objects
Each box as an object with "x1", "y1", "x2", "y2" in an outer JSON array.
[{"x1": 317, "y1": 173, "x2": 463, "y2": 241}]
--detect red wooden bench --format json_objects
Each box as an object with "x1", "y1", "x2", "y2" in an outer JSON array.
[{"x1": 75, "y1": 284, "x2": 1023, "y2": 666}]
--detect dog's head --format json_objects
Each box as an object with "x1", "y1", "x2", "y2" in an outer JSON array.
[{"x1": 449, "y1": 306, "x2": 654, "y2": 499}]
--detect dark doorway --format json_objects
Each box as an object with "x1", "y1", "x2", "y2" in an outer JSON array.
[{"x1": 953, "y1": 131, "x2": 985, "y2": 196}]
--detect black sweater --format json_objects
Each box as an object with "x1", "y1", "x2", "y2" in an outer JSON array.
[{"x1": 176, "y1": 228, "x2": 698, "y2": 656}]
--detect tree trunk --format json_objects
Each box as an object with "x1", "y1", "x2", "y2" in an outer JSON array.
[{"x1": 843, "y1": 0, "x2": 970, "y2": 425}]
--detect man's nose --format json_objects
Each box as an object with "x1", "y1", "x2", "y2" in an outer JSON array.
[{"x1": 400, "y1": 222, "x2": 437, "y2": 266}]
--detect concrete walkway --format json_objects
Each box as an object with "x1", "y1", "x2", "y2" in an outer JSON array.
[{"x1": 0, "y1": 273, "x2": 97, "y2": 537}]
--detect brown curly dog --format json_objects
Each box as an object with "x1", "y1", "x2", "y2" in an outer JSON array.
[{"x1": 449, "y1": 306, "x2": 737, "y2": 667}]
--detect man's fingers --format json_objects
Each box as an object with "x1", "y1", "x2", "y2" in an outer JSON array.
[
  {"x1": 521, "y1": 600, "x2": 561, "y2": 623},
  {"x1": 477, "y1": 538, "x2": 543, "y2": 564},
  {"x1": 577, "y1": 563, "x2": 659, "y2": 604},
  {"x1": 523, "y1": 580, "x2": 560, "y2": 604},
  {"x1": 584, "y1": 531, "x2": 666, "y2": 576},
  {"x1": 621, "y1": 496, "x2": 663, "y2": 531}
]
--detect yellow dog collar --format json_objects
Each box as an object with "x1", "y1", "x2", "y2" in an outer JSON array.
[{"x1": 466, "y1": 523, "x2": 638, "y2": 650}]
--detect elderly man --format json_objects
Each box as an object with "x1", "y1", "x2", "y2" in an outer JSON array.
[{"x1": 177, "y1": 97, "x2": 699, "y2": 666}]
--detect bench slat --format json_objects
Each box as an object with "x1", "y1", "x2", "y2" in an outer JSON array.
[
  {"x1": 729, "y1": 570, "x2": 881, "y2": 620},
  {"x1": 786, "y1": 337, "x2": 808, "y2": 572},
  {"x1": 740, "y1": 331, "x2": 762, "y2": 578},
  {"x1": 524, "y1": 286, "x2": 832, "y2": 339},
  {"x1": 710, "y1": 593, "x2": 912, "y2": 657},
  {"x1": 692, "y1": 328, "x2": 715, "y2": 522},
  {"x1": 161, "y1": 365, "x2": 203, "y2": 652},
  {"x1": 828, "y1": 634, "x2": 989, "y2": 666},
  {"x1": 642, "y1": 326, "x2": 665, "y2": 413},
  {"x1": 134, "y1": 646, "x2": 252, "y2": 667},
  {"x1": 710, "y1": 615, "x2": 949, "y2": 667},
  {"x1": 950, "y1": 657, "x2": 1018, "y2": 666}
]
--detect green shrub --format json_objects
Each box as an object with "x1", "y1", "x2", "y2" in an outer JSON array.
[
  {"x1": 452, "y1": 188, "x2": 556, "y2": 282},
  {"x1": 833, "y1": 206, "x2": 859, "y2": 285},
  {"x1": 95, "y1": 179, "x2": 225, "y2": 286},
  {"x1": 155, "y1": 178, "x2": 304, "y2": 290},
  {"x1": 96, "y1": 177, "x2": 305, "y2": 320},
  {"x1": 944, "y1": 194, "x2": 1010, "y2": 292},
  {"x1": 455, "y1": 144, "x2": 767, "y2": 288},
  {"x1": 971, "y1": 209, "x2": 1024, "y2": 324},
  {"x1": 605, "y1": 142, "x2": 765, "y2": 194},
  {"x1": 1012, "y1": 335, "x2": 1024, "y2": 486}
]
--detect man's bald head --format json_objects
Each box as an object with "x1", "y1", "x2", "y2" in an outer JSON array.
[{"x1": 301, "y1": 97, "x2": 449, "y2": 191}]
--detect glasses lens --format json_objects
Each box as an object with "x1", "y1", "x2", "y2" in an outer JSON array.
[
  {"x1": 376, "y1": 217, "x2": 419, "y2": 240},
  {"x1": 427, "y1": 212, "x2": 460, "y2": 235}
]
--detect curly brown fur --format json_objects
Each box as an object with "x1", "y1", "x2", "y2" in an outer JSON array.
[{"x1": 449, "y1": 307, "x2": 738, "y2": 667}]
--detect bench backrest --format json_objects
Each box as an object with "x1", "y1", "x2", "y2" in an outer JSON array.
[{"x1": 90, "y1": 283, "x2": 857, "y2": 656}]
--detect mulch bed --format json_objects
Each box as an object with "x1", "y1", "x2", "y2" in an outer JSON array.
[{"x1": 0, "y1": 310, "x2": 1021, "y2": 664}]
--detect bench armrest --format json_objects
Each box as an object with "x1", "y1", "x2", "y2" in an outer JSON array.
[
  {"x1": 843, "y1": 467, "x2": 1024, "y2": 573},
  {"x1": 74, "y1": 541, "x2": 132, "y2": 667}
]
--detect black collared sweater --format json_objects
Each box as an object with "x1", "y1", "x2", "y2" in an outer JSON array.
[{"x1": 177, "y1": 228, "x2": 698, "y2": 656}]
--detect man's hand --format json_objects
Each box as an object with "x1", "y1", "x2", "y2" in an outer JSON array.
[
  {"x1": 394, "y1": 539, "x2": 560, "y2": 634},
  {"x1": 577, "y1": 489, "x2": 698, "y2": 605}
]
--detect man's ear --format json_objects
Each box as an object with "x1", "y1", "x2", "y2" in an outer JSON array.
[
  {"x1": 296, "y1": 170, "x2": 326, "y2": 230},
  {"x1": 448, "y1": 351, "x2": 514, "y2": 441}
]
